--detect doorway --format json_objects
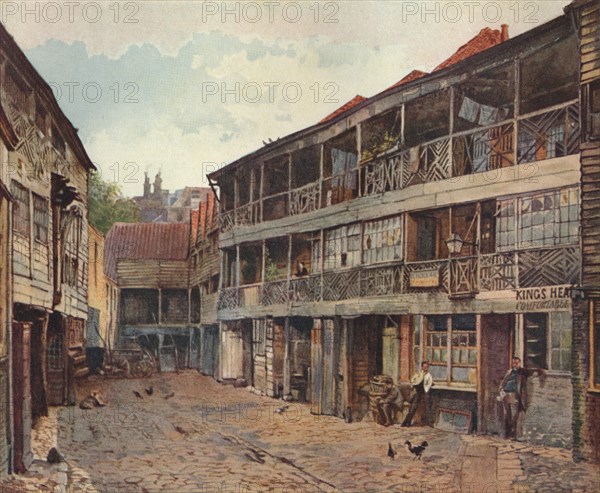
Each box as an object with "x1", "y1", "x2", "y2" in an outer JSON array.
[{"x1": 479, "y1": 314, "x2": 513, "y2": 434}]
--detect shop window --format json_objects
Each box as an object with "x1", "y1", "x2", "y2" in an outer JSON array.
[
  {"x1": 524, "y1": 313, "x2": 548, "y2": 370},
  {"x1": 550, "y1": 312, "x2": 572, "y2": 372},
  {"x1": 363, "y1": 215, "x2": 403, "y2": 265},
  {"x1": 32, "y1": 193, "x2": 49, "y2": 244},
  {"x1": 425, "y1": 314, "x2": 477, "y2": 386},
  {"x1": 11, "y1": 180, "x2": 30, "y2": 238}
]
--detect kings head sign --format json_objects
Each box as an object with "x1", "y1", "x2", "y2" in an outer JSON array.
[{"x1": 515, "y1": 286, "x2": 572, "y2": 311}]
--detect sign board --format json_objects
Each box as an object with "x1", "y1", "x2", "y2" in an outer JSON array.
[
  {"x1": 409, "y1": 268, "x2": 440, "y2": 288},
  {"x1": 514, "y1": 285, "x2": 572, "y2": 311}
]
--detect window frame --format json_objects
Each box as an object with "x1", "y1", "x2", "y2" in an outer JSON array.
[
  {"x1": 11, "y1": 180, "x2": 30, "y2": 239},
  {"x1": 424, "y1": 314, "x2": 478, "y2": 387},
  {"x1": 32, "y1": 193, "x2": 49, "y2": 244}
]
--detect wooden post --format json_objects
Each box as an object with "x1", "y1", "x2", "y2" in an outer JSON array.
[
  {"x1": 157, "y1": 288, "x2": 162, "y2": 325},
  {"x1": 514, "y1": 58, "x2": 520, "y2": 167},
  {"x1": 283, "y1": 316, "x2": 291, "y2": 397},
  {"x1": 356, "y1": 123, "x2": 362, "y2": 197}
]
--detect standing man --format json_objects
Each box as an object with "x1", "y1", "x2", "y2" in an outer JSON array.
[
  {"x1": 402, "y1": 361, "x2": 433, "y2": 427},
  {"x1": 498, "y1": 356, "x2": 543, "y2": 439}
]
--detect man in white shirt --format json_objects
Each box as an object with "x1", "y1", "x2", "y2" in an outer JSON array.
[{"x1": 401, "y1": 361, "x2": 434, "y2": 427}]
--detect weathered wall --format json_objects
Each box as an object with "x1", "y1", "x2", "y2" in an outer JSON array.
[
  {"x1": 523, "y1": 375, "x2": 573, "y2": 448},
  {"x1": 0, "y1": 357, "x2": 9, "y2": 476}
]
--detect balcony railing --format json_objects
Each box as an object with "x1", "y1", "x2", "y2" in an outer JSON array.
[
  {"x1": 216, "y1": 245, "x2": 580, "y2": 310},
  {"x1": 219, "y1": 101, "x2": 580, "y2": 231}
]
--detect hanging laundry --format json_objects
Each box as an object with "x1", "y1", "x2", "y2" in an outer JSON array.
[
  {"x1": 459, "y1": 96, "x2": 480, "y2": 123},
  {"x1": 479, "y1": 104, "x2": 499, "y2": 126}
]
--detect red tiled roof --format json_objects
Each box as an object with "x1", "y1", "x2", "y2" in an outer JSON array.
[
  {"x1": 206, "y1": 192, "x2": 216, "y2": 233},
  {"x1": 387, "y1": 69, "x2": 428, "y2": 91},
  {"x1": 190, "y1": 209, "x2": 200, "y2": 243},
  {"x1": 319, "y1": 95, "x2": 366, "y2": 124},
  {"x1": 104, "y1": 222, "x2": 190, "y2": 280},
  {"x1": 434, "y1": 27, "x2": 506, "y2": 72},
  {"x1": 199, "y1": 200, "x2": 207, "y2": 240}
]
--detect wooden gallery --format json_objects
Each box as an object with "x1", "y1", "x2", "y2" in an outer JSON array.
[{"x1": 209, "y1": 0, "x2": 600, "y2": 462}]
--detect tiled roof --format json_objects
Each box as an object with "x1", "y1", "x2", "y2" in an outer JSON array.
[
  {"x1": 319, "y1": 95, "x2": 366, "y2": 124},
  {"x1": 104, "y1": 222, "x2": 190, "y2": 280},
  {"x1": 387, "y1": 70, "x2": 428, "y2": 91},
  {"x1": 434, "y1": 26, "x2": 506, "y2": 72},
  {"x1": 190, "y1": 209, "x2": 200, "y2": 243}
]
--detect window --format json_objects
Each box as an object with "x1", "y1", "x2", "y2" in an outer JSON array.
[
  {"x1": 424, "y1": 314, "x2": 477, "y2": 385},
  {"x1": 32, "y1": 194, "x2": 49, "y2": 243},
  {"x1": 551, "y1": 312, "x2": 572, "y2": 372},
  {"x1": 62, "y1": 211, "x2": 82, "y2": 287},
  {"x1": 51, "y1": 125, "x2": 66, "y2": 156},
  {"x1": 363, "y1": 216, "x2": 403, "y2": 265},
  {"x1": 323, "y1": 224, "x2": 360, "y2": 270},
  {"x1": 496, "y1": 188, "x2": 579, "y2": 250},
  {"x1": 524, "y1": 313, "x2": 547, "y2": 370},
  {"x1": 586, "y1": 80, "x2": 600, "y2": 140},
  {"x1": 416, "y1": 216, "x2": 437, "y2": 261},
  {"x1": 11, "y1": 181, "x2": 30, "y2": 238},
  {"x1": 253, "y1": 320, "x2": 266, "y2": 357}
]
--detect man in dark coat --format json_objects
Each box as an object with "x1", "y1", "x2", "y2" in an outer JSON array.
[{"x1": 498, "y1": 356, "x2": 543, "y2": 439}]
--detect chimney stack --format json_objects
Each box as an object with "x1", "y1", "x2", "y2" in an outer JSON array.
[{"x1": 501, "y1": 24, "x2": 509, "y2": 42}]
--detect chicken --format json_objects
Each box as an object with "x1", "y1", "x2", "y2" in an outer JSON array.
[
  {"x1": 387, "y1": 442, "x2": 397, "y2": 460},
  {"x1": 133, "y1": 391, "x2": 143, "y2": 399},
  {"x1": 405, "y1": 440, "x2": 428, "y2": 460},
  {"x1": 275, "y1": 405, "x2": 289, "y2": 414},
  {"x1": 164, "y1": 391, "x2": 175, "y2": 399},
  {"x1": 145, "y1": 386, "x2": 154, "y2": 396}
]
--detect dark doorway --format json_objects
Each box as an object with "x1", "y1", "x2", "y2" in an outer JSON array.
[{"x1": 479, "y1": 314, "x2": 513, "y2": 434}]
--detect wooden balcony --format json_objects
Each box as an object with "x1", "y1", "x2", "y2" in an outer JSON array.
[
  {"x1": 218, "y1": 101, "x2": 580, "y2": 233},
  {"x1": 216, "y1": 245, "x2": 581, "y2": 311}
]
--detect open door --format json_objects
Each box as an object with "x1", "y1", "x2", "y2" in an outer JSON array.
[{"x1": 479, "y1": 314, "x2": 513, "y2": 434}]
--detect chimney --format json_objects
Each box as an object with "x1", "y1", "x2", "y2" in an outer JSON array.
[{"x1": 501, "y1": 24, "x2": 509, "y2": 42}]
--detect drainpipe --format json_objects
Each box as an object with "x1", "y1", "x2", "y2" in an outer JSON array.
[{"x1": 7, "y1": 191, "x2": 14, "y2": 474}]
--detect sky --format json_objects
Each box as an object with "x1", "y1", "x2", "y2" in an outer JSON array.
[{"x1": 3, "y1": 0, "x2": 571, "y2": 197}]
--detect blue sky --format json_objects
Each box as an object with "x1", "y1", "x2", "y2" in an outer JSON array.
[{"x1": 4, "y1": 0, "x2": 570, "y2": 196}]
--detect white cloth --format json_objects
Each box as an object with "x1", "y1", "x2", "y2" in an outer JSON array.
[
  {"x1": 410, "y1": 370, "x2": 433, "y2": 393},
  {"x1": 479, "y1": 104, "x2": 499, "y2": 126},
  {"x1": 459, "y1": 96, "x2": 480, "y2": 123}
]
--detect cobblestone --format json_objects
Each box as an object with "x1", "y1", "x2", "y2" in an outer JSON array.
[{"x1": 0, "y1": 372, "x2": 598, "y2": 493}]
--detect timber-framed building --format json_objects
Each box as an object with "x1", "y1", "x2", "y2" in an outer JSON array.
[
  {"x1": 0, "y1": 23, "x2": 95, "y2": 473},
  {"x1": 210, "y1": 7, "x2": 593, "y2": 453}
]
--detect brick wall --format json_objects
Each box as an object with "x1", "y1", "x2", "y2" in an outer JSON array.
[{"x1": 523, "y1": 374, "x2": 573, "y2": 448}]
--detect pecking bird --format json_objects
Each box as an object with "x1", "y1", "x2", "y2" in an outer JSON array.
[
  {"x1": 405, "y1": 440, "x2": 428, "y2": 460},
  {"x1": 133, "y1": 391, "x2": 143, "y2": 399},
  {"x1": 175, "y1": 425, "x2": 187, "y2": 435},
  {"x1": 164, "y1": 392, "x2": 175, "y2": 399},
  {"x1": 145, "y1": 386, "x2": 154, "y2": 396},
  {"x1": 387, "y1": 442, "x2": 397, "y2": 460},
  {"x1": 275, "y1": 405, "x2": 289, "y2": 414}
]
